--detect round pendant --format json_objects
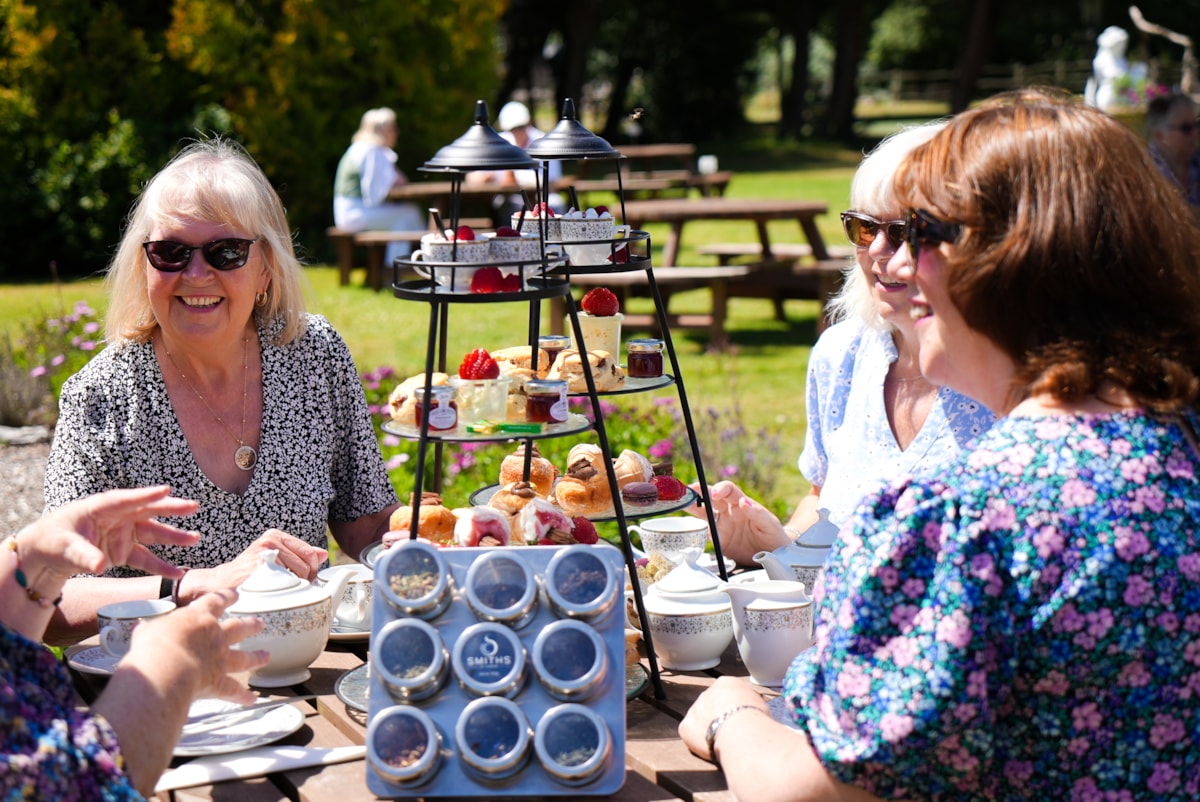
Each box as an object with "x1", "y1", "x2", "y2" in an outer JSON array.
[{"x1": 235, "y1": 445, "x2": 258, "y2": 471}]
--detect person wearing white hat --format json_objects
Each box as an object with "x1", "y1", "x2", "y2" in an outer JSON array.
[{"x1": 469, "y1": 100, "x2": 565, "y2": 223}]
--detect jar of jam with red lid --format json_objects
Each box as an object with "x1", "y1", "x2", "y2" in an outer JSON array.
[
  {"x1": 414, "y1": 386, "x2": 457, "y2": 431},
  {"x1": 625, "y1": 338, "x2": 665, "y2": 379},
  {"x1": 524, "y1": 380, "x2": 569, "y2": 423}
]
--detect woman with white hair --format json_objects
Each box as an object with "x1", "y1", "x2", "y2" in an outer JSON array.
[
  {"x1": 333, "y1": 106, "x2": 425, "y2": 263},
  {"x1": 692, "y1": 123, "x2": 994, "y2": 565}
]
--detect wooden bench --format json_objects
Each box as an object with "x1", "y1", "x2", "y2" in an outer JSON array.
[
  {"x1": 548, "y1": 265, "x2": 755, "y2": 350},
  {"x1": 685, "y1": 169, "x2": 735, "y2": 197},
  {"x1": 697, "y1": 241, "x2": 855, "y2": 264},
  {"x1": 724, "y1": 258, "x2": 847, "y2": 332}
]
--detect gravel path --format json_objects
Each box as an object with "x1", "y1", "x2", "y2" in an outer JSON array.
[{"x1": 2, "y1": 442, "x2": 49, "y2": 534}]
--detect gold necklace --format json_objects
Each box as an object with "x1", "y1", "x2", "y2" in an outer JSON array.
[{"x1": 163, "y1": 337, "x2": 257, "y2": 471}]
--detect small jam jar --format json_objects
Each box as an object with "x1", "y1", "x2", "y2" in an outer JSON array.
[
  {"x1": 414, "y1": 385, "x2": 457, "y2": 431},
  {"x1": 537, "y1": 335, "x2": 571, "y2": 373},
  {"x1": 625, "y1": 338, "x2": 665, "y2": 379},
  {"x1": 524, "y1": 379, "x2": 569, "y2": 423}
]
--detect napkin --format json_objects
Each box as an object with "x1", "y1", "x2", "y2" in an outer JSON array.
[{"x1": 154, "y1": 745, "x2": 366, "y2": 793}]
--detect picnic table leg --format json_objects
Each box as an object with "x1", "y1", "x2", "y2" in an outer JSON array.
[
  {"x1": 754, "y1": 220, "x2": 788, "y2": 321},
  {"x1": 710, "y1": 276, "x2": 731, "y2": 350},
  {"x1": 548, "y1": 295, "x2": 566, "y2": 335},
  {"x1": 660, "y1": 222, "x2": 684, "y2": 267},
  {"x1": 796, "y1": 215, "x2": 830, "y2": 260},
  {"x1": 366, "y1": 245, "x2": 385, "y2": 292}
]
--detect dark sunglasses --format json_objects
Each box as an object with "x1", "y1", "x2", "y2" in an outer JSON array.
[
  {"x1": 841, "y1": 211, "x2": 906, "y2": 249},
  {"x1": 905, "y1": 208, "x2": 962, "y2": 262},
  {"x1": 142, "y1": 237, "x2": 258, "y2": 272}
]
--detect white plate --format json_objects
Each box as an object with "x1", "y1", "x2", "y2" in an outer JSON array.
[
  {"x1": 334, "y1": 663, "x2": 370, "y2": 713},
  {"x1": 328, "y1": 624, "x2": 370, "y2": 643},
  {"x1": 65, "y1": 644, "x2": 121, "y2": 676},
  {"x1": 175, "y1": 701, "x2": 307, "y2": 757}
]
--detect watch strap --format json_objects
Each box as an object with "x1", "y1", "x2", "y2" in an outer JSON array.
[{"x1": 704, "y1": 704, "x2": 765, "y2": 766}]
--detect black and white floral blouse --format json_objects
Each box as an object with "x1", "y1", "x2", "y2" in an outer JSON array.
[{"x1": 44, "y1": 314, "x2": 397, "y2": 576}]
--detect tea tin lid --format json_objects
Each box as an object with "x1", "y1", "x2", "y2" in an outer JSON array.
[
  {"x1": 451, "y1": 622, "x2": 527, "y2": 698},
  {"x1": 533, "y1": 704, "x2": 611, "y2": 784},
  {"x1": 367, "y1": 705, "x2": 442, "y2": 785},
  {"x1": 373, "y1": 618, "x2": 448, "y2": 701},
  {"x1": 544, "y1": 545, "x2": 619, "y2": 620},
  {"x1": 463, "y1": 551, "x2": 539, "y2": 628},
  {"x1": 455, "y1": 696, "x2": 532, "y2": 778},
  {"x1": 379, "y1": 540, "x2": 453, "y2": 618},
  {"x1": 531, "y1": 619, "x2": 608, "y2": 701}
]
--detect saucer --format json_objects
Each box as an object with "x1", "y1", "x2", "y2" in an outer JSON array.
[
  {"x1": 625, "y1": 663, "x2": 649, "y2": 700},
  {"x1": 328, "y1": 623, "x2": 371, "y2": 643},
  {"x1": 65, "y1": 643, "x2": 121, "y2": 676},
  {"x1": 334, "y1": 663, "x2": 370, "y2": 713},
  {"x1": 175, "y1": 701, "x2": 306, "y2": 757}
]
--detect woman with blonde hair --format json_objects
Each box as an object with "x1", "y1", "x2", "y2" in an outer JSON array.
[
  {"x1": 45, "y1": 138, "x2": 398, "y2": 644},
  {"x1": 333, "y1": 106, "x2": 424, "y2": 263}
]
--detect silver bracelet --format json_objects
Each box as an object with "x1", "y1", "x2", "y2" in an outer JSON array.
[
  {"x1": 784, "y1": 526, "x2": 804, "y2": 541},
  {"x1": 704, "y1": 704, "x2": 766, "y2": 766}
]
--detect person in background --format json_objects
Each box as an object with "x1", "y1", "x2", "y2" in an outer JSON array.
[
  {"x1": 1145, "y1": 91, "x2": 1200, "y2": 212},
  {"x1": 44, "y1": 137, "x2": 399, "y2": 645},
  {"x1": 467, "y1": 100, "x2": 565, "y2": 225},
  {"x1": 691, "y1": 123, "x2": 993, "y2": 566},
  {"x1": 680, "y1": 88, "x2": 1200, "y2": 801},
  {"x1": 2, "y1": 485, "x2": 268, "y2": 799},
  {"x1": 333, "y1": 106, "x2": 426, "y2": 264}
]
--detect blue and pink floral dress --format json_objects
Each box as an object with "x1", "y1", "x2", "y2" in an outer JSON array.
[
  {"x1": 1, "y1": 624, "x2": 141, "y2": 800},
  {"x1": 786, "y1": 409, "x2": 1200, "y2": 800}
]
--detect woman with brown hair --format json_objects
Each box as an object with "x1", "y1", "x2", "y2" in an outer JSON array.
[{"x1": 680, "y1": 88, "x2": 1200, "y2": 801}]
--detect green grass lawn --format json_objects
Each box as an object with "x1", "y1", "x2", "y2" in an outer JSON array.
[{"x1": 1, "y1": 136, "x2": 868, "y2": 515}]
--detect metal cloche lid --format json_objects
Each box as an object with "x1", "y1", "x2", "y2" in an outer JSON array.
[
  {"x1": 526, "y1": 98, "x2": 620, "y2": 160},
  {"x1": 420, "y1": 100, "x2": 536, "y2": 173}
]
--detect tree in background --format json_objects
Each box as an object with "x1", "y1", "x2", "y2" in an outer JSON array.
[{"x1": 1, "y1": 0, "x2": 504, "y2": 280}]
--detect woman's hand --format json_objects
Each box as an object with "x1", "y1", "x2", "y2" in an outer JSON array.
[
  {"x1": 127, "y1": 588, "x2": 268, "y2": 704},
  {"x1": 686, "y1": 481, "x2": 790, "y2": 566},
  {"x1": 678, "y1": 675, "x2": 772, "y2": 760},
  {"x1": 176, "y1": 529, "x2": 327, "y2": 604},
  {"x1": 21, "y1": 485, "x2": 200, "y2": 584}
]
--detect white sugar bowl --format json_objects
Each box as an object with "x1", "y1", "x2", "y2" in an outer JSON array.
[
  {"x1": 634, "y1": 552, "x2": 733, "y2": 671},
  {"x1": 226, "y1": 549, "x2": 351, "y2": 687}
]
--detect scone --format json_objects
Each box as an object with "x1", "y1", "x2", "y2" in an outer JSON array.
[
  {"x1": 499, "y1": 444, "x2": 559, "y2": 497},
  {"x1": 545, "y1": 348, "x2": 625, "y2": 392},
  {"x1": 491, "y1": 345, "x2": 551, "y2": 379},
  {"x1": 387, "y1": 372, "x2": 450, "y2": 424},
  {"x1": 551, "y1": 456, "x2": 615, "y2": 518},
  {"x1": 389, "y1": 491, "x2": 458, "y2": 545},
  {"x1": 488, "y1": 480, "x2": 540, "y2": 526}
]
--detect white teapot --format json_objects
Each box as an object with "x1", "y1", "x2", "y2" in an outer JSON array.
[
  {"x1": 226, "y1": 549, "x2": 353, "y2": 687},
  {"x1": 631, "y1": 550, "x2": 733, "y2": 671},
  {"x1": 753, "y1": 509, "x2": 839, "y2": 592}
]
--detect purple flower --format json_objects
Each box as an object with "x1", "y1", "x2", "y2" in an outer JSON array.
[
  {"x1": 30, "y1": 366, "x2": 48, "y2": 378},
  {"x1": 649, "y1": 439, "x2": 673, "y2": 458},
  {"x1": 51, "y1": 354, "x2": 65, "y2": 366},
  {"x1": 385, "y1": 454, "x2": 410, "y2": 470}
]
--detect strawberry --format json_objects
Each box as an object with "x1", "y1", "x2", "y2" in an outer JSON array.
[
  {"x1": 500, "y1": 273, "x2": 524, "y2": 292},
  {"x1": 581, "y1": 287, "x2": 620, "y2": 317},
  {"x1": 593, "y1": 205, "x2": 609, "y2": 216},
  {"x1": 608, "y1": 246, "x2": 629, "y2": 264},
  {"x1": 571, "y1": 516, "x2": 599, "y2": 544},
  {"x1": 534, "y1": 202, "x2": 555, "y2": 217},
  {"x1": 495, "y1": 226, "x2": 521, "y2": 238},
  {"x1": 653, "y1": 475, "x2": 687, "y2": 501},
  {"x1": 459, "y1": 348, "x2": 500, "y2": 380},
  {"x1": 455, "y1": 225, "x2": 476, "y2": 241},
  {"x1": 469, "y1": 267, "x2": 503, "y2": 294}
]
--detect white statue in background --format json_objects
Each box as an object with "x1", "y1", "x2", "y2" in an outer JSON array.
[{"x1": 1085, "y1": 25, "x2": 1149, "y2": 112}]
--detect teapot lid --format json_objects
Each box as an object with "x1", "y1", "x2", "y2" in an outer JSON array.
[
  {"x1": 239, "y1": 549, "x2": 305, "y2": 593},
  {"x1": 655, "y1": 550, "x2": 720, "y2": 596},
  {"x1": 793, "y1": 509, "x2": 839, "y2": 548}
]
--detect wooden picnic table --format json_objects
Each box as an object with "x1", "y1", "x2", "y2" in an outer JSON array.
[
  {"x1": 621, "y1": 197, "x2": 832, "y2": 268},
  {"x1": 69, "y1": 612, "x2": 768, "y2": 801}
]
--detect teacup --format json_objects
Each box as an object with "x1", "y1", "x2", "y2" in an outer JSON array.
[
  {"x1": 317, "y1": 563, "x2": 374, "y2": 630},
  {"x1": 97, "y1": 598, "x2": 176, "y2": 658},
  {"x1": 558, "y1": 219, "x2": 631, "y2": 266},
  {"x1": 483, "y1": 231, "x2": 541, "y2": 264},
  {"x1": 419, "y1": 232, "x2": 491, "y2": 264},
  {"x1": 629, "y1": 517, "x2": 710, "y2": 564},
  {"x1": 512, "y1": 211, "x2": 561, "y2": 241}
]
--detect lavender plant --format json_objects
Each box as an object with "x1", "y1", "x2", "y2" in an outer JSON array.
[{"x1": 0, "y1": 301, "x2": 103, "y2": 426}]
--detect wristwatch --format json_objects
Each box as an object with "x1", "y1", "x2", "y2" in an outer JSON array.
[{"x1": 704, "y1": 704, "x2": 764, "y2": 766}]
